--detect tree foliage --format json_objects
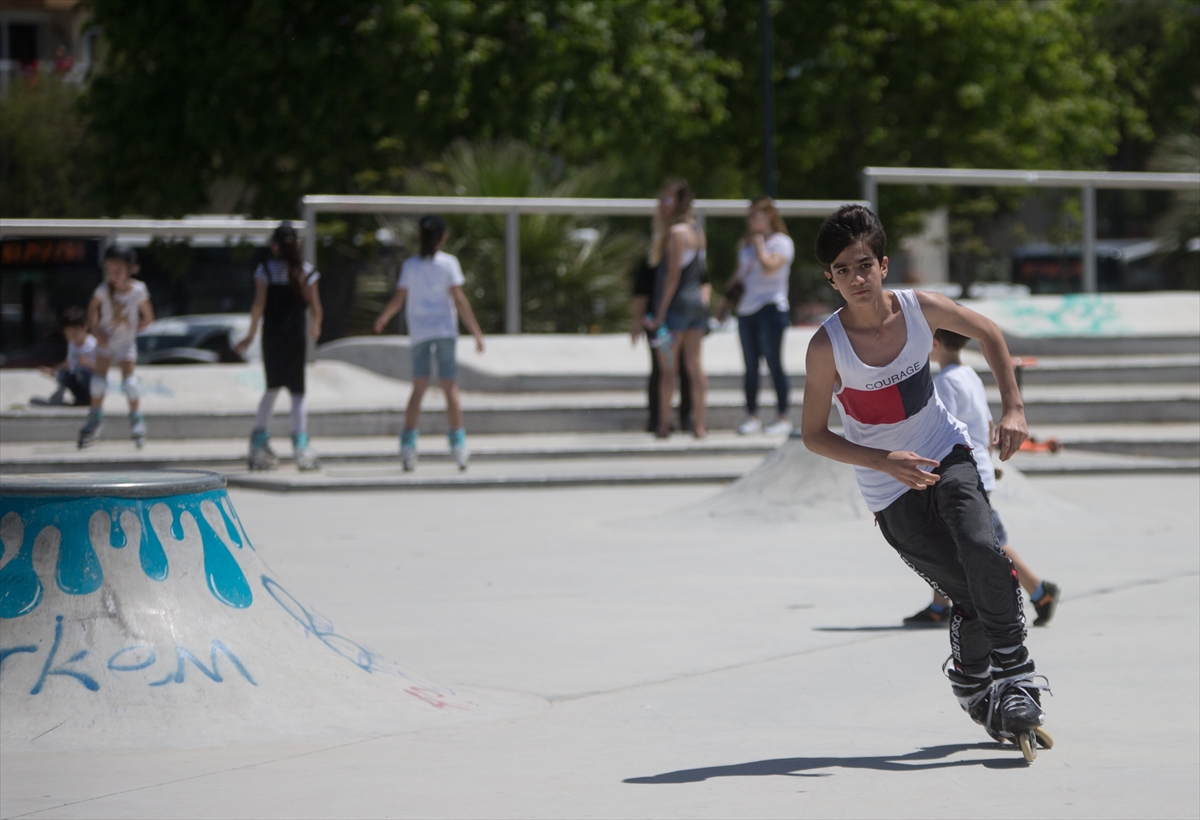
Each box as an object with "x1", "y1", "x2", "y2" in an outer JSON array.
[
  {"x1": 83, "y1": 0, "x2": 736, "y2": 217},
  {"x1": 0, "y1": 75, "x2": 95, "y2": 218},
  {"x1": 80, "y1": 0, "x2": 1198, "y2": 215}
]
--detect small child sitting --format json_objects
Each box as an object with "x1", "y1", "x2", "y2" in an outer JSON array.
[{"x1": 35, "y1": 306, "x2": 96, "y2": 406}]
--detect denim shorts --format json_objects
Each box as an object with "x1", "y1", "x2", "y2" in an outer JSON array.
[
  {"x1": 665, "y1": 309, "x2": 708, "y2": 333},
  {"x1": 411, "y1": 337, "x2": 457, "y2": 380}
]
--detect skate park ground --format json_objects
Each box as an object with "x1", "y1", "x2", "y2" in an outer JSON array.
[{"x1": 2, "y1": 465, "x2": 1197, "y2": 818}]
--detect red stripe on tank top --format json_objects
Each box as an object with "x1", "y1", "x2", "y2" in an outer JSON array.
[{"x1": 838, "y1": 384, "x2": 907, "y2": 425}]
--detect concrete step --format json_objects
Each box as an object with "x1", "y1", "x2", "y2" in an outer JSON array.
[
  {"x1": 320, "y1": 334, "x2": 1200, "y2": 393},
  {"x1": 4, "y1": 379, "x2": 1196, "y2": 442},
  {"x1": 2, "y1": 424, "x2": 1195, "y2": 477}
]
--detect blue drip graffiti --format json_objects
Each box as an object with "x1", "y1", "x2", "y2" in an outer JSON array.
[{"x1": 0, "y1": 490, "x2": 253, "y2": 618}]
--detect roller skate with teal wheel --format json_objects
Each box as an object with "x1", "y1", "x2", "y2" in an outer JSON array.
[
  {"x1": 449, "y1": 428, "x2": 469, "y2": 471},
  {"x1": 248, "y1": 429, "x2": 278, "y2": 471},
  {"x1": 292, "y1": 432, "x2": 321, "y2": 471},
  {"x1": 399, "y1": 429, "x2": 418, "y2": 472},
  {"x1": 129, "y1": 411, "x2": 147, "y2": 449},
  {"x1": 78, "y1": 408, "x2": 103, "y2": 449}
]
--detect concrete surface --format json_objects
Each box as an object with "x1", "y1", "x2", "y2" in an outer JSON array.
[{"x1": 1, "y1": 455, "x2": 1196, "y2": 818}]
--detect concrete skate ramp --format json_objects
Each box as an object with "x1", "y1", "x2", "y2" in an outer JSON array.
[
  {"x1": 702, "y1": 435, "x2": 1079, "y2": 524},
  {"x1": 701, "y1": 436, "x2": 870, "y2": 523},
  {"x1": 0, "y1": 471, "x2": 538, "y2": 751}
]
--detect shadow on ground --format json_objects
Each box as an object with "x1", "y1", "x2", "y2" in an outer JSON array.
[{"x1": 624, "y1": 743, "x2": 1026, "y2": 783}]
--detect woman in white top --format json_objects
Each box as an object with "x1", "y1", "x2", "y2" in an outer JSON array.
[{"x1": 729, "y1": 197, "x2": 795, "y2": 436}]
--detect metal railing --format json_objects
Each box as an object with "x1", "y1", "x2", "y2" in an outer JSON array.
[
  {"x1": 0, "y1": 217, "x2": 305, "y2": 241},
  {"x1": 300, "y1": 195, "x2": 863, "y2": 333},
  {"x1": 861, "y1": 167, "x2": 1200, "y2": 293}
]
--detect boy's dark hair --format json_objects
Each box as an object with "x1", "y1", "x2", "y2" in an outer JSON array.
[
  {"x1": 934, "y1": 328, "x2": 970, "y2": 351},
  {"x1": 103, "y1": 245, "x2": 137, "y2": 266},
  {"x1": 418, "y1": 215, "x2": 447, "y2": 258},
  {"x1": 814, "y1": 205, "x2": 886, "y2": 269},
  {"x1": 61, "y1": 305, "x2": 87, "y2": 328}
]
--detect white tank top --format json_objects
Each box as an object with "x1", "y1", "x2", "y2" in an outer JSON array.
[{"x1": 822, "y1": 289, "x2": 970, "y2": 512}]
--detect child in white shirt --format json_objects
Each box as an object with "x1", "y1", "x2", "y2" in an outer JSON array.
[
  {"x1": 35, "y1": 306, "x2": 96, "y2": 406},
  {"x1": 374, "y1": 215, "x2": 484, "y2": 471},
  {"x1": 903, "y1": 328, "x2": 1059, "y2": 628},
  {"x1": 80, "y1": 245, "x2": 154, "y2": 448}
]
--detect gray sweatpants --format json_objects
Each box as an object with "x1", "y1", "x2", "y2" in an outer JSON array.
[{"x1": 876, "y1": 445, "x2": 1027, "y2": 674}]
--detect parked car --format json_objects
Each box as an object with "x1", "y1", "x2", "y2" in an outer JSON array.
[{"x1": 136, "y1": 314, "x2": 259, "y2": 365}]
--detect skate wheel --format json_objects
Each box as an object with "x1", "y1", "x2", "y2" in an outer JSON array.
[
  {"x1": 1019, "y1": 731, "x2": 1037, "y2": 762},
  {"x1": 1034, "y1": 727, "x2": 1054, "y2": 749}
]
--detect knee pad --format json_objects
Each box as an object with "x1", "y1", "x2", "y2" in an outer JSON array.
[
  {"x1": 90, "y1": 374, "x2": 108, "y2": 397},
  {"x1": 122, "y1": 376, "x2": 139, "y2": 402}
]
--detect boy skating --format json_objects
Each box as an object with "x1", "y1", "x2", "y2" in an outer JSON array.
[
  {"x1": 801, "y1": 206, "x2": 1049, "y2": 754},
  {"x1": 81, "y1": 246, "x2": 154, "y2": 448},
  {"x1": 904, "y1": 328, "x2": 1060, "y2": 628}
]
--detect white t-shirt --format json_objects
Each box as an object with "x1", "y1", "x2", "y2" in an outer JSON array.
[
  {"x1": 94, "y1": 280, "x2": 149, "y2": 341},
  {"x1": 736, "y1": 233, "x2": 794, "y2": 315},
  {"x1": 253, "y1": 259, "x2": 320, "y2": 287},
  {"x1": 398, "y1": 251, "x2": 465, "y2": 344},
  {"x1": 67, "y1": 334, "x2": 97, "y2": 373},
  {"x1": 934, "y1": 363, "x2": 997, "y2": 492}
]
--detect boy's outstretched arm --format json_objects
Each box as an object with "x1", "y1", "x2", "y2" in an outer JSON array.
[
  {"x1": 451, "y1": 286, "x2": 485, "y2": 353},
  {"x1": 917, "y1": 291, "x2": 1027, "y2": 461},
  {"x1": 801, "y1": 328, "x2": 941, "y2": 490}
]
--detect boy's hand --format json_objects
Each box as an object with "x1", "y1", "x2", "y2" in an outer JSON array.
[
  {"x1": 373, "y1": 315, "x2": 388, "y2": 334},
  {"x1": 992, "y1": 409, "x2": 1028, "y2": 461},
  {"x1": 234, "y1": 337, "x2": 251, "y2": 357},
  {"x1": 881, "y1": 451, "x2": 941, "y2": 489},
  {"x1": 473, "y1": 333, "x2": 485, "y2": 354},
  {"x1": 309, "y1": 321, "x2": 321, "y2": 341},
  {"x1": 38, "y1": 366, "x2": 55, "y2": 376}
]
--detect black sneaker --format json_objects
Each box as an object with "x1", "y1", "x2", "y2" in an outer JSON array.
[
  {"x1": 903, "y1": 604, "x2": 950, "y2": 628},
  {"x1": 1032, "y1": 581, "x2": 1060, "y2": 627}
]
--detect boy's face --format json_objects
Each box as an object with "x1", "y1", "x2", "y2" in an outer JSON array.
[
  {"x1": 104, "y1": 259, "x2": 132, "y2": 288},
  {"x1": 64, "y1": 325, "x2": 88, "y2": 346},
  {"x1": 825, "y1": 241, "x2": 888, "y2": 304}
]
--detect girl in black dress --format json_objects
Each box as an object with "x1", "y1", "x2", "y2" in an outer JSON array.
[{"x1": 236, "y1": 222, "x2": 324, "y2": 470}]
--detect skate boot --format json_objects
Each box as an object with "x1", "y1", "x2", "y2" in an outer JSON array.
[
  {"x1": 1032, "y1": 580, "x2": 1060, "y2": 627},
  {"x1": 990, "y1": 646, "x2": 1053, "y2": 761},
  {"x1": 904, "y1": 603, "x2": 950, "y2": 628},
  {"x1": 944, "y1": 658, "x2": 1000, "y2": 740},
  {"x1": 31, "y1": 387, "x2": 67, "y2": 406},
  {"x1": 129, "y1": 411, "x2": 147, "y2": 448},
  {"x1": 449, "y1": 428, "x2": 469, "y2": 471},
  {"x1": 399, "y1": 429, "x2": 418, "y2": 472},
  {"x1": 248, "y1": 429, "x2": 278, "y2": 471},
  {"x1": 78, "y1": 408, "x2": 104, "y2": 449},
  {"x1": 292, "y1": 432, "x2": 321, "y2": 471}
]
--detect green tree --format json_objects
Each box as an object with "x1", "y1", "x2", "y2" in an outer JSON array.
[
  {"x1": 83, "y1": 0, "x2": 736, "y2": 217},
  {"x1": 0, "y1": 75, "x2": 95, "y2": 218}
]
